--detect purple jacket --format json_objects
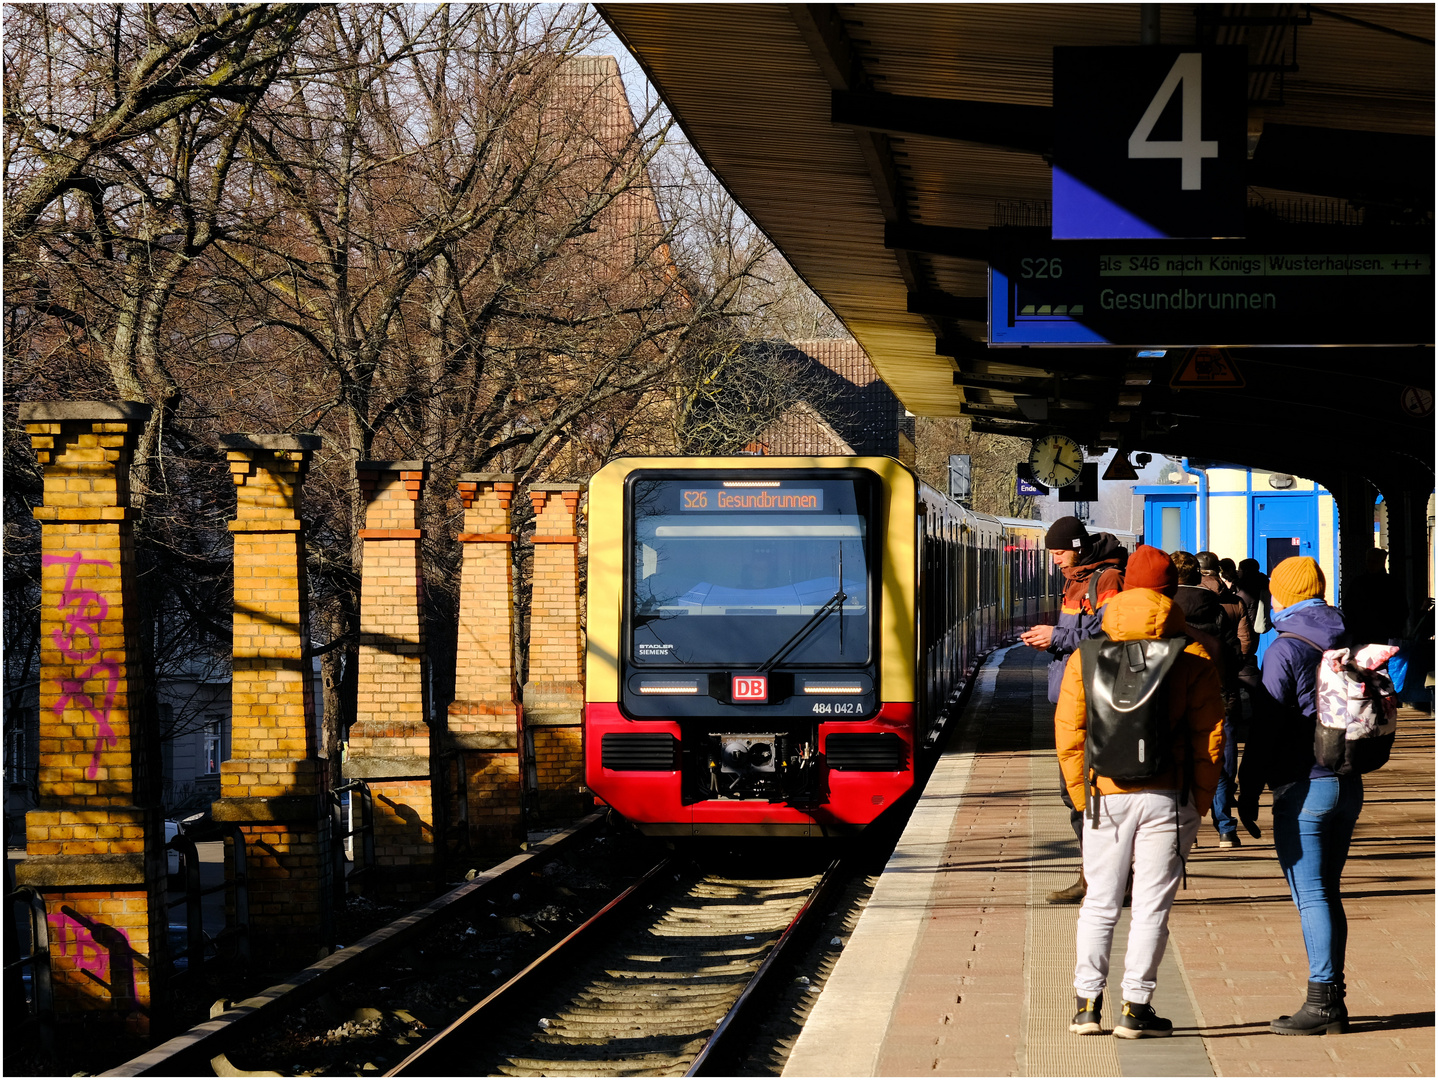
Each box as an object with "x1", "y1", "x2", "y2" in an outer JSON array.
[{"x1": 1240, "y1": 599, "x2": 1349, "y2": 791}]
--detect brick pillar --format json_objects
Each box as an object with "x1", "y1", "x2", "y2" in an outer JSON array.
[
  {"x1": 447, "y1": 474, "x2": 525, "y2": 860},
  {"x1": 14, "y1": 402, "x2": 162, "y2": 1037},
  {"x1": 524, "y1": 483, "x2": 586, "y2": 819},
  {"x1": 212, "y1": 434, "x2": 331, "y2": 966},
  {"x1": 343, "y1": 462, "x2": 435, "y2": 896}
]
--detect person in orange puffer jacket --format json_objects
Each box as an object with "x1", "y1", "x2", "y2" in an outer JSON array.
[{"x1": 1054, "y1": 545, "x2": 1226, "y2": 1039}]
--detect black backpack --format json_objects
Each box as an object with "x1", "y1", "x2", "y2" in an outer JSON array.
[{"x1": 1077, "y1": 634, "x2": 1192, "y2": 822}]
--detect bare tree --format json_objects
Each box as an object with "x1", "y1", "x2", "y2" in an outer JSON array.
[{"x1": 914, "y1": 416, "x2": 1038, "y2": 518}]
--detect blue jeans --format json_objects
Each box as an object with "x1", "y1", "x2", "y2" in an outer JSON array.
[
  {"x1": 1211, "y1": 716, "x2": 1238, "y2": 836},
  {"x1": 1271, "y1": 775, "x2": 1364, "y2": 984}
]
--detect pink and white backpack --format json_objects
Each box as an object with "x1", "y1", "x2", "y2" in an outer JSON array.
[{"x1": 1281, "y1": 634, "x2": 1400, "y2": 775}]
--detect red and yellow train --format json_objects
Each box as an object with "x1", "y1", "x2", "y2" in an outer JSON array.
[{"x1": 584, "y1": 456, "x2": 1130, "y2": 837}]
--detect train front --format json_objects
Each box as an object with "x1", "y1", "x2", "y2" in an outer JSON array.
[{"x1": 585, "y1": 458, "x2": 918, "y2": 837}]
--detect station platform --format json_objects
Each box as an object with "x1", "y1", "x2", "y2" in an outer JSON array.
[{"x1": 786, "y1": 646, "x2": 1435, "y2": 1077}]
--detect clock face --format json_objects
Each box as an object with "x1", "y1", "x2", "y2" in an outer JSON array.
[{"x1": 1029, "y1": 435, "x2": 1085, "y2": 487}]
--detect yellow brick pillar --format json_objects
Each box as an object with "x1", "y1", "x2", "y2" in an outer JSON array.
[
  {"x1": 212, "y1": 434, "x2": 331, "y2": 966},
  {"x1": 344, "y1": 462, "x2": 435, "y2": 896},
  {"x1": 14, "y1": 401, "x2": 163, "y2": 1038},
  {"x1": 524, "y1": 483, "x2": 586, "y2": 819},
  {"x1": 447, "y1": 473, "x2": 525, "y2": 861}
]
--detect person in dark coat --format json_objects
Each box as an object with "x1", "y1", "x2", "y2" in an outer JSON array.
[
  {"x1": 1020, "y1": 516, "x2": 1126, "y2": 903},
  {"x1": 1236, "y1": 558, "x2": 1271, "y2": 636},
  {"x1": 1173, "y1": 552, "x2": 1243, "y2": 847},
  {"x1": 1341, "y1": 548, "x2": 1408, "y2": 647},
  {"x1": 1198, "y1": 551, "x2": 1256, "y2": 846},
  {"x1": 1237, "y1": 557, "x2": 1360, "y2": 1036}
]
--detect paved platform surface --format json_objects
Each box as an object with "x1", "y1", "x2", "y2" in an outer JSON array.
[{"x1": 787, "y1": 646, "x2": 1435, "y2": 1077}]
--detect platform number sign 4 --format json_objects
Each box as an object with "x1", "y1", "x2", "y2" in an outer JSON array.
[
  {"x1": 1128, "y1": 53, "x2": 1219, "y2": 190},
  {"x1": 1052, "y1": 46, "x2": 1246, "y2": 239}
]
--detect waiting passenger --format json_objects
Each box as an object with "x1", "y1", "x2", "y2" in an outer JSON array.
[
  {"x1": 1197, "y1": 551, "x2": 1256, "y2": 848},
  {"x1": 1055, "y1": 545, "x2": 1225, "y2": 1038},
  {"x1": 1019, "y1": 516, "x2": 1126, "y2": 904},
  {"x1": 1342, "y1": 548, "x2": 1408, "y2": 648},
  {"x1": 1235, "y1": 558, "x2": 1272, "y2": 636},
  {"x1": 1237, "y1": 556, "x2": 1361, "y2": 1036}
]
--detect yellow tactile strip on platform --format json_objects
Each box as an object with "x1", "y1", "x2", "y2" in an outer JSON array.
[{"x1": 1023, "y1": 659, "x2": 1124, "y2": 1077}]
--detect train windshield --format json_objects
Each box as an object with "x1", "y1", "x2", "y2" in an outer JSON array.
[{"x1": 628, "y1": 476, "x2": 872, "y2": 666}]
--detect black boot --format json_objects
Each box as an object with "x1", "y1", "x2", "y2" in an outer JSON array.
[
  {"x1": 1270, "y1": 981, "x2": 1348, "y2": 1035},
  {"x1": 1047, "y1": 868, "x2": 1086, "y2": 904},
  {"x1": 1069, "y1": 992, "x2": 1103, "y2": 1035}
]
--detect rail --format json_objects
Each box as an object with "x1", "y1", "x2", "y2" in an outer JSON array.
[
  {"x1": 107, "y1": 812, "x2": 606, "y2": 1077},
  {"x1": 687, "y1": 857, "x2": 846, "y2": 1076},
  {"x1": 386, "y1": 856, "x2": 675, "y2": 1075},
  {"x1": 388, "y1": 856, "x2": 848, "y2": 1077}
]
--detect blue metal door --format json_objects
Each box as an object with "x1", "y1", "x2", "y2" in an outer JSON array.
[
  {"x1": 1252, "y1": 493, "x2": 1320, "y2": 663},
  {"x1": 1144, "y1": 494, "x2": 1196, "y2": 554}
]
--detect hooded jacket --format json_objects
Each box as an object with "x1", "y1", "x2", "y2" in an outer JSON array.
[
  {"x1": 1239, "y1": 599, "x2": 1349, "y2": 791},
  {"x1": 1044, "y1": 531, "x2": 1127, "y2": 703},
  {"x1": 1055, "y1": 588, "x2": 1226, "y2": 813},
  {"x1": 1173, "y1": 583, "x2": 1231, "y2": 686}
]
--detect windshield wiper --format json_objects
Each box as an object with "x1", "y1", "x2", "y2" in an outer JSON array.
[{"x1": 756, "y1": 589, "x2": 847, "y2": 673}]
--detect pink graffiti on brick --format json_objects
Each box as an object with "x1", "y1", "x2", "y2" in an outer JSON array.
[
  {"x1": 45, "y1": 551, "x2": 120, "y2": 778},
  {"x1": 43, "y1": 551, "x2": 114, "y2": 661},
  {"x1": 55, "y1": 661, "x2": 120, "y2": 778},
  {"x1": 48, "y1": 912, "x2": 126, "y2": 983}
]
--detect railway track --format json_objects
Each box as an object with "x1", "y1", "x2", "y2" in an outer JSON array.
[
  {"x1": 390, "y1": 857, "x2": 845, "y2": 1077},
  {"x1": 107, "y1": 817, "x2": 861, "y2": 1078}
]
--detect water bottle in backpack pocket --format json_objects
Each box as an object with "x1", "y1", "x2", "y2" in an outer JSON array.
[{"x1": 1279, "y1": 632, "x2": 1400, "y2": 775}]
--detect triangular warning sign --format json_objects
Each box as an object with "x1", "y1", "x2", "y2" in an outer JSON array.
[{"x1": 1170, "y1": 348, "x2": 1245, "y2": 389}]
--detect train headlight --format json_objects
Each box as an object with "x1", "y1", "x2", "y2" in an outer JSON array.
[
  {"x1": 802, "y1": 682, "x2": 865, "y2": 695},
  {"x1": 637, "y1": 681, "x2": 700, "y2": 695}
]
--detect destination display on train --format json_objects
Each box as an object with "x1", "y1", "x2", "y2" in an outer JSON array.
[
  {"x1": 680, "y1": 488, "x2": 824, "y2": 511},
  {"x1": 988, "y1": 228, "x2": 1434, "y2": 346}
]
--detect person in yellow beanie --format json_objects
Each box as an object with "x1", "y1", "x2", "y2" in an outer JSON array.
[
  {"x1": 1269, "y1": 556, "x2": 1326, "y2": 609},
  {"x1": 1237, "y1": 555, "x2": 1360, "y2": 1036}
]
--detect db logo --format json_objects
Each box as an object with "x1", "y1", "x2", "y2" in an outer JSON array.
[{"x1": 732, "y1": 675, "x2": 768, "y2": 702}]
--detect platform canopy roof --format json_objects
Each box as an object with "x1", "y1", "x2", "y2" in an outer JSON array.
[{"x1": 598, "y1": 3, "x2": 1434, "y2": 488}]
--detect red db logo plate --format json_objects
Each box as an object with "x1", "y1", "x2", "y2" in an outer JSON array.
[{"x1": 732, "y1": 675, "x2": 768, "y2": 702}]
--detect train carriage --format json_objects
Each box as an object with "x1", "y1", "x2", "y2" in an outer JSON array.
[{"x1": 584, "y1": 456, "x2": 1131, "y2": 837}]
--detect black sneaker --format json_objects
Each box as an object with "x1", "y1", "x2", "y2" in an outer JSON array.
[
  {"x1": 1218, "y1": 833, "x2": 1241, "y2": 849},
  {"x1": 1114, "y1": 1000, "x2": 1173, "y2": 1038},
  {"x1": 1069, "y1": 993, "x2": 1103, "y2": 1035}
]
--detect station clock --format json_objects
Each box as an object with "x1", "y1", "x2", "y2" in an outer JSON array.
[{"x1": 1028, "y1": 434, "x2": 1085, "y2": 488}]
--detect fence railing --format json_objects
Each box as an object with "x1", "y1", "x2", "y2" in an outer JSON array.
[
  {"x1": 330, "y1": 779, "x2": 375, "y2": 902},
  {"x1": 4, "y1": 884, "x2": 53, "y2": 1056},
  {"x1": 165, "y1": 817, "x2": 251, "y2": 973}
]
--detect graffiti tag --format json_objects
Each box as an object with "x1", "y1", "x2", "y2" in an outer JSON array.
[
  {"x1": 44, "y1": 552, "x2": 118, "y2": 778},
  {"x1": 48, "y1": 912, "x2": 127, "y2": 983}
]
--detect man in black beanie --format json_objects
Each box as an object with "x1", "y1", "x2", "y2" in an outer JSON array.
[{"x1": 1020, "y1": 515, "x2": 1127, "y2": 902}]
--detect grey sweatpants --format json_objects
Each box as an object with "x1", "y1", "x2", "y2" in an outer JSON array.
[{"x1": 1073, "y1": 790, "x2": 1199, "y2": 1005}]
